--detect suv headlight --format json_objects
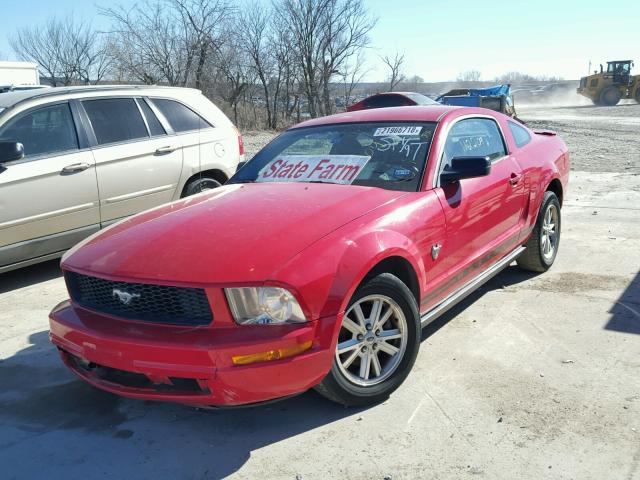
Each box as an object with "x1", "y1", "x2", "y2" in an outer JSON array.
[{"x1": 224, "y1": 287, "x2": 307, "y2": 325}]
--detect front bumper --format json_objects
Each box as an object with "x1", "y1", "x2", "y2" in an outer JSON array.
[{"x1": 49, "y1": 301, "x2": 338, "y2": 406}]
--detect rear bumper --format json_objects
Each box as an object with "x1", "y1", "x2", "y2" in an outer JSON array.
[{"x1": 49, "y1": 301, "x2": 338, "y2": 406}]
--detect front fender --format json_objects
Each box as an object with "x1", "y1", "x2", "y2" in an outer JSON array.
[
  {"x1": 270, "y1": 192, "x2": 445, "y2": 321},
  {"x1": 272, "y1": 227, "x2": 423, "y2": 320}
]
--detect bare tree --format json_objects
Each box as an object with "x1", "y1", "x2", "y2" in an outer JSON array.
[
  {"x1": 456, "y1": 70, "x2": 481, "y2": 82},
  {"x1": 338, "y1": 50, "x2": 369, "y2": 109},
  {"x1": 382, "y1": 52, "x2": 405, "y2": 91},
  {"x1": 270, "y1": 10, "x2": 302, "y2": 124},
  {"x1": 171, "y1": 0, "x2": 232, "y2": 88},
  {"x1": 100, "y1": 2, "x2": 191, "y2": 85},
  {"x1": 10, "y1": 16, "x2": 110, "y2": 85},
  {"x1": 274, "y1": 0, "x2": 375, "y2": 118},
  {"x1": 240, "y1": 2, "x2": 277, "y2": 128},
  {"x1": 211, "y1": 31, "x2": 251, "y2": 126}
]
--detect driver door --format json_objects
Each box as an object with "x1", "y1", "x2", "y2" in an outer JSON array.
[{"x1": 426, "y1": 117, "x2": 525, "y2": 307}]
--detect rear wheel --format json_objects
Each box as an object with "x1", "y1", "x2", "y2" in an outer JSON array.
[
  {"x1": 635, "y1": 88, "x2": 640, "y2": 104},
  {"x1": 517, "y1": 191, "x2": 561, "y2": 272},
  {"x1": 600, "y1": 87, "x2": 621, "y2": 106},
  {"x1": 315, "y1": 273, "x2": 420, "y2": 406},
  {"x1": 182, "y1": 176, "x2": 222, "y2": 197}
]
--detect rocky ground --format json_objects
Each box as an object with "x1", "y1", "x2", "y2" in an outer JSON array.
[
  {"x1": 521, "y1": 102, "x2": 640, "y2": 175},
  {"x1": 0, "y1": 102, "x2": 638, "y2": 480}
]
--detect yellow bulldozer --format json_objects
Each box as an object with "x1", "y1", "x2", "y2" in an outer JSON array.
[{"x1": 577, "y1": 60, "x2": 640, "y2": 106}]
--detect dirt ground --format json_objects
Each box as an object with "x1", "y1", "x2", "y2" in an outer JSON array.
[
  {"x1": 0, "y1": 103, "x2": 639, "y2": 480},
  {"x1": 521, "y1": 102, "x2": 640, "y2": 175}
]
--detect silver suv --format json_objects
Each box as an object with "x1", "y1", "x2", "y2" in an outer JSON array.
[{"x1": 0, "y1": 85, "x2": 243, "y2": 273}]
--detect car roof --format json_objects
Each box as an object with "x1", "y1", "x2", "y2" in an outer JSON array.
[
  {"x1": 0, "y1": 84, "x2": 201, "y2": 108},
  {"x1": 291, "y1": 105, "x2": 462, "y2": 129}
]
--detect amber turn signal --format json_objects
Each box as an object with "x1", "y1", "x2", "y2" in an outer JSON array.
[{"x1": 232, "y1": 340, "x2": 313, "y2": 366}]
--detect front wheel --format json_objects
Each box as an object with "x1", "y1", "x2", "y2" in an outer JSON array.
[
  {"x1": 517, "y1": 191, "x2": 561, "y2": 272},
  {"x1": 600, "y1": 87, "x2": 621, "y2": 106},
  {"x1": 314, "y1": 273, "x2": 420, "y2": 406}
]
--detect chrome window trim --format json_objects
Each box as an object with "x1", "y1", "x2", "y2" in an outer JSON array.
[{"x1": 432, "y1": 114, "x2": 511, "y2": 188}]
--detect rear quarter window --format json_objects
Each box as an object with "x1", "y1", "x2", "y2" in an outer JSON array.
[
  {"x1": 508, "y1": 121, "x2": 532, "y2": 148},
  {"x1": 151, "y1": 98, "x2": 211, "y2": 133}
]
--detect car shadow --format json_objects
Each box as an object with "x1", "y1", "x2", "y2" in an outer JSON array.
[
  {"x1": 0, "y1": 264, "x2": 538, "y2": 478},
  {"x1": 0, "y1": 329, "x2": 367, "y2": 478},
  {"x1": 0, "y1": 259, "x2": 62, "y2": 294},
  {"x1": 604, "y1": 271, "x2": 640, "y2": 335}
]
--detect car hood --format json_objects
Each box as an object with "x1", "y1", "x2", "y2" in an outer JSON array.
[{"x1": 63, "y1": 182, "x2": 407, "y2": 284}]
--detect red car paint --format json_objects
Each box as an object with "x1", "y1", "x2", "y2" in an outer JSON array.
[{"x1": 49, "y1": 106, "x2": 569, "y2": 407}]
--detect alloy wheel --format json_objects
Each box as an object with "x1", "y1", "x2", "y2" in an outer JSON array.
[
  {"x1": 541, "y1": 203, "x2": 559, "y2": 261},
  {"x1": 335, "y1": 294, "x2": 408, "y2": 387}
]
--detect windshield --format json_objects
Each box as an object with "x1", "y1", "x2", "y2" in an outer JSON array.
[{"x1": 230, "y1": 122, "x2": 436, "y2": 192}]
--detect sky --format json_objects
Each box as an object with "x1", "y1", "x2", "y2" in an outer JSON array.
[{"x1": 1, "y1": 0, "x2": 638, "y2": 82}]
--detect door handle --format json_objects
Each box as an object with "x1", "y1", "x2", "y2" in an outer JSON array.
[
  {"x1": 154, "y1": 145, "x2": 177, "y2": 156},
  {"x1": 62, "y1": 162, "x2": 90, "y2": 174},
  {"x1": 509, "y1": 172, "x2": 523, "y2": 185}
]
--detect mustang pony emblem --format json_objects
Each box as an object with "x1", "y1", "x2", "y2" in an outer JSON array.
[{"x1": 112, "y1": 289, "x2": 141, "y2": 305}]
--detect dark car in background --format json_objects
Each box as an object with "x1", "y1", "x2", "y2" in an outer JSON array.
[{"x1": 347, "y1": 92, "x2": 438, "y2": 112}]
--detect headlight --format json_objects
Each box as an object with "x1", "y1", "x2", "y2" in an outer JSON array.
[{"x1": 224, "y1": 287, "x2": 307, "y2": 325}]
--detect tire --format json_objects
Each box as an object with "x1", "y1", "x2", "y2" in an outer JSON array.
[
  {"x1": 314, "y1": 273, "x2": 420, "y2": 406},
  {"x1": 517, "y1": 191, "x2": 561, "y2": 273},
  {"x1": 591, "y1": 98, "x2": 601, "y2": 106},
  {"x1": 635, "y1": 88, "x2": 640, "y2": 104},
  {"x1": 182, "y1": 176, "x2": 222, "y2": 197},
  {"x1": 599, "y1": 87, "x2": 621, "y2": 106}
]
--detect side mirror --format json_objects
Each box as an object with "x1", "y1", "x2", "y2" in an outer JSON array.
[
  {"x1": 0, "y1": 141, "x2": 25, "y2": 163},
  {"x1": 440, "y1": 156, "x2": 491, "y2": 184}
]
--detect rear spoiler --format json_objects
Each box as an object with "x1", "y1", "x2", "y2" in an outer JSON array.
[{"x1": 533, "y1": 129, "x2": 557, "y2": 136}]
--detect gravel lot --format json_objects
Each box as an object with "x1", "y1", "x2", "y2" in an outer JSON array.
[
  {"x1": 522, "y1": 102, "x2": 640, "y2": 175},
  {"x1": 1, "y1": 103, "x2": 639, "y2": 480}
]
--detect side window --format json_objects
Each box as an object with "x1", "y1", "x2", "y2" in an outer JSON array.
[
  {"x1": 138, "y1": 99, "x2": 166, "y2": 137},
  {"x1": 0, "y1": 103, "x2": 78, "y2": 158},
  {"x1": 151, "y1": 98, "x2": 211, "y2": 133},
  {"x1": 508, "y1": 121, "x2": 531, "y2": 148},
  {"x1": 442, "y1": 118, "x2": 506, "y2": 170},
  {"x1": 82, "y1": 98, "x2": 148, "y2": 145}
]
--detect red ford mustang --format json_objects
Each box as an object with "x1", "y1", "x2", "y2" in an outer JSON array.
[{"x1": 49, "y1": 105, "x2": 569, "y2": 407}]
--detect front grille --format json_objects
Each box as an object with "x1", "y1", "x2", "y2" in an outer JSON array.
[{"x1": 65, "y1": 271, "x2": 213, "y2": 326}]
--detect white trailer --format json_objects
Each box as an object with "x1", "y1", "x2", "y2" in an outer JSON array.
[{"x1": 0, "y1": 61, "x2": 40, "y2": 86}]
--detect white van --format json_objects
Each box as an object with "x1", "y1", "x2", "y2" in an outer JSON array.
[{"x1": 0, "y1": 85, "x2": 244, "y2": 273}]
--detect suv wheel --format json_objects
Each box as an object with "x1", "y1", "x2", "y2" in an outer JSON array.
[
  {"x1": 182, "y1": 177, "x2": 222, "y2": 197},
  {"x1": 315, "y1": 273, "x2": 420, "y2": 406}
]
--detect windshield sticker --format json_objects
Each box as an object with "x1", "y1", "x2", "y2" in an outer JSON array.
[
  {"x1": 373, "y1": 126, "x2": 422, "y2": 137},
  {"x1": 257, "y1": 155, "x2": 371, "y2": 185}
]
